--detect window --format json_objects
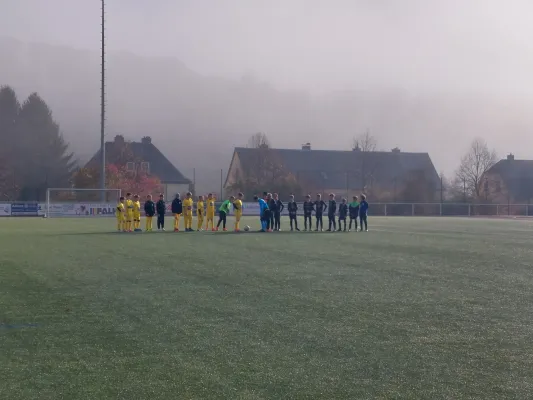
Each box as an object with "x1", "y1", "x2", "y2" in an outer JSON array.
[
  {"x1": 140, "y1": 162, "x2": 150, "y2": 173},
  {"x1": 126, "y1": 162, "x2": 135, "y2": 172}
]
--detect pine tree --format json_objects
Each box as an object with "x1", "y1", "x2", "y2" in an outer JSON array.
[
  {"x1": 17, "y1": 93, "x2": 75, "y2": 200},
  {"x1": 0, "y1": 86, "x2": 20, "y2": 199}
]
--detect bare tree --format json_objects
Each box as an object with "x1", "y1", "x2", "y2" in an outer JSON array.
[
  {"x1": 352, "y1": 130, "x2": 377, "y2": 152},
  {"x1": 352, "y1": 130, "x2": 378, "y2": 191},
  {"x1": 248, "y1": 132, "x2": 270, "y2": 149},
  {"x1": 455, "y1": 138, "x2": 497, "y2": 199}
]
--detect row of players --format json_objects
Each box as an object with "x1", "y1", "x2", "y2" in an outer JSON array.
[
  {"x1": 254, "y1": 192, "x2": 369, "y2": 232},
  {"x1": 115, "y1": 192, "x2": 226, "y2": 232},
  {"x1": 115, "y1": 191, "x2": 369, "y2": 232}
]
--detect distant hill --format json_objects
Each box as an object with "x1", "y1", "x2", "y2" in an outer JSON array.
[
  {"x1": 2, "y1": 36, "x2": 532, "y2": 192},
  {"x1": 0, "y1": 37, "x2": 316, "y2": 192}
]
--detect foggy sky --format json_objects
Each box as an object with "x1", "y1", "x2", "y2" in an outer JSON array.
[
  {"x1": 3, "y1": 0, "x2": 533, "y2": 94},
  {"x1": 2, "y1": 0, "x2": 533, "y2": 176}
]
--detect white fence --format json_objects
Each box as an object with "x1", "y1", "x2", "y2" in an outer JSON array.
[{"x1": 0, "y1": 202, "x2": 532, "y2": 218}]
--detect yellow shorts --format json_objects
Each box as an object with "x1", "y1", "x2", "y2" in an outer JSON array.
[
  {"x1": 207, "y1": 214, "x2": 215, "y2": 220},
  {"x1": 126, "y1": 213, "x2": 133, "y2": 221},
  {"x1": 133, "y1": 213, "x2": 141, "y2": 221}
]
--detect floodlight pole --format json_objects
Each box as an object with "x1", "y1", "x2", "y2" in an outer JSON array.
[{"x1": 100, "y1": 0, "x2": 106, "y2": 200}]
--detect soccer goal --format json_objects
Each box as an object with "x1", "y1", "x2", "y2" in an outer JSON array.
[{"x1": 45, "y1": 188, "x2": 121, "y2": 218}]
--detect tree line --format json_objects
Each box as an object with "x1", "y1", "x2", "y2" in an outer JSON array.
[
  {"x1": 0, "y1": 86, "x2": 75, "y2": 201},
  {"x1": 0, "y1": 86, "x2": 161, "y2": 202},
  {"x1": 0, "y1": 84, "x2": 500, "y2": 203}
]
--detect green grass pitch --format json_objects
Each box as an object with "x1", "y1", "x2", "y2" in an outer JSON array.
[{"x1": 1, "y1": 216, "x2": 533, "y2": 399}]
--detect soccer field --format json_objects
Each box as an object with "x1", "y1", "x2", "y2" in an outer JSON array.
[{"x1": 1, "y1": 216, "x2": 533, "y2": 399}]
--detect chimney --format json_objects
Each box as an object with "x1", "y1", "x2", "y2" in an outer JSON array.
[
  {"x1": 141, "y1": 136, "x2": 152, "y2": 145},
  {"x1": 302, "y1": 143, "x2": 311, "y2": 151},
  {"x1": 114, "y1": 135, "x2": 125, "y2": 145},
  {"x1": 507, "y1": 153, "x2": 514, "y2": 161},
  {"x1": 391, "y1": 147, "x2": 401, "y2": 153}
]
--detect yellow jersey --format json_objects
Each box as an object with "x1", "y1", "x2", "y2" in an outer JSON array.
[
  {"x1": 233, "y1": 199, "x2": 243, "y2": 214},
  {"x1": 116, "y1": 202, "x2": 124, "y2": 217},
  {"x1": 126, "y1": 199, "x2": 134, "y2": 214},
  {"x1": 133, "y1": 201, "x2": 141, "y2": 215},
  {"x1": 183, "y1": 198, "x2": 194, "y2": 215},
  {"x1": 197, "y1": 201, "x2": 204, "y2": 217},
  {"x1": 206, "y1": 198, "x2": 216, "y2": 215}
]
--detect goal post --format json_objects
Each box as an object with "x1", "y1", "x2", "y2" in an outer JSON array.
[{"x1": 45, "y1": 188, "x2": 121, "y2": 217}]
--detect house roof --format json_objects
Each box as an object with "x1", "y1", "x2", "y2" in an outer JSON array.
[
  {"x1": 86, "y1": 137, "x2": 191, "y2": 184},
  {"x1": 486, "y1": 158, "x2": 533, "y2": 200},
  {"x1": 231, "y1": 147, "x2": 439, "y2": 189}
]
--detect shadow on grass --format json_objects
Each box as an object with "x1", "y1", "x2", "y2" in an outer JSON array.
[{"x1": 51, "y1": 230, "x2": 362, "y2": 237}]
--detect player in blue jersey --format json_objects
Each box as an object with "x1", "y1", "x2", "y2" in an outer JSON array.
[{"x1": 254, "y1": 195, "x2": 270, "y2": 232}]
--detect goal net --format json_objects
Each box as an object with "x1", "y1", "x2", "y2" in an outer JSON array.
[{"x1": 45, "y1": 188, "x2": 121, "y2": 217}]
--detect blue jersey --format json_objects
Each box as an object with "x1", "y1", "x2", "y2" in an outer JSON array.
[
  {"x1": 258, "y1": 198, "x2": 268, "y2": 212},
  {"x1": 258, "y1": 199, "x2": 269, "y2": 214},
  {"x1": 360, "y1": 200, "x2": 369, "y2": 215}
]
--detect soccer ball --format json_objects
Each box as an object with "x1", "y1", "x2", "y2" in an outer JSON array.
[{"x1": 244, "y1": 225, "x2": 250, "y2": 232}]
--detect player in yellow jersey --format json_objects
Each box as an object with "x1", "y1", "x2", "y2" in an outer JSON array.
[
  {"x1": 125, "y1": 192, "x2": 134, "y2": 232},
  {"x1": 205, "y1": 193, "x2": 216, "y2": 231},
  {"x1": 133, "y1": 194, "x2": 142, "y2": 231},
  {"x1": 183, "y1": 192, "x2": 194, "y2": 232},
  {"x1": 233, "y1": 192, "x2": 244, "y2": 231},
  {"x1": 116, "y1": 196, "x2": 126, "y2": 231},
  {"x1": 196, "y1": 195, "x2": 205, "y2": 231}
]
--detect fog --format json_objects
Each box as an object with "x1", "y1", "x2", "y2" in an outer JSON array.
[{"x1": 2, "y1": 0, "x2": 533, "y2": 190}]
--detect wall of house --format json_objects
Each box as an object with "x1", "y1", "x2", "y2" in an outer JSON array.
[
  {"x1": 482, "y1": 173, "x2": 508, "y2": 203},
  {"x1": 224, "y1": 153, "x2": 243, "y2": 190},
  {"x1": 164, "y1": 183, "x2": 191, "y2": 199}
]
